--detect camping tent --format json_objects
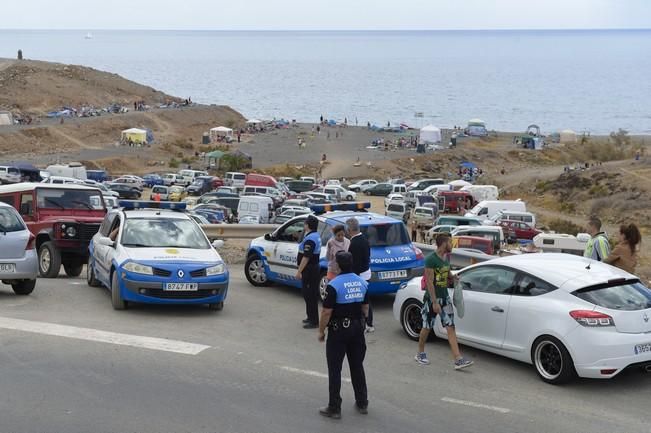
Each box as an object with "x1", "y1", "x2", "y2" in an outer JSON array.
[
  {"x1": 419, "y1": 125, "x2": 442, "y2": 144},
  {"x1": 0, "y1": 111, "x2": 13, "y2": 126},
  {"x1": 121, "y1": 128, "x2": 147, "y2": 145},
  {"x1": 206, "y1": 150, "x2": 225, "y2": 168},
  {"x1": 560, "y1": 129, "x2": 577, "y2": 144},
  {"x1": 210, "y1": 126, "x2": 233, "y2": 142}
]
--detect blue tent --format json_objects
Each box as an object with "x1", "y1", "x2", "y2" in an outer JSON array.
[{"x1": 460, "y1": 161, "x2": 476, "y2": 170}]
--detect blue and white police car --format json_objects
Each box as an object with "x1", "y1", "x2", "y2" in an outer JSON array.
[
  {"x1": 244, "y1": 203, "x2": 424, "y2": 297},
  {"x1": 87, "y1": 201, "x2": 229, "y2": 310}
]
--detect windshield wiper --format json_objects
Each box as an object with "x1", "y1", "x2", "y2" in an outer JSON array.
[
  {"x1": 44, "y1": 198, "x2": 65, "y2": 209},
  {"x1": 71, "y1": 200, "x2": 94, "y2": 210}
]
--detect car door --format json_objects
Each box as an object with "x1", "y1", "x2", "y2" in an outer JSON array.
[
  {"x1": 94, "y1": 214, "x2": 118, "y2": 283},
  {"x1": 269, "y1": 217, "x2": 308, "y2": 280},
  {"x1": 443, "y1": 265, "x2": 517, "y2": 349}
]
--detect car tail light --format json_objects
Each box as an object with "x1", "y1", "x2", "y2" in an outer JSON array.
[
  {"x1": 25, "y1": 233, "x2": 35, "y2": 250},
  {"x1": 413, "y1": 246, "x2": 424, "y2": 260},
  {"x1": 569, "y1": 310, "x2": 615, "y2": 327}
]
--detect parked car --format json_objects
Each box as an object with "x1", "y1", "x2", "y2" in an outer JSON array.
[
  {"x1": 142, "y1": 174, "x2": 164, "y2": 188},
  {"x1": 411, "y1": 206, "x2": 436, "y2": 227},
  {"x1": 318, "y1": 186, "x2": 357, "y2": 201},
  {"x1": 384, "y1": 193, "x2": 405, "y2": 208},
  {"x1": 394, "y1": 253, "x2": 651, "y2": 384},
  {"x1": 424, "y1": 224, "x2": 458, "y2": 244},
  {"x1": 215, "y1": 186, "x2": 240, "y2": 195},
  {"x1": 178, "y1": 169, "x2": 209, "y2": 187},
  {"x1": 385, "y1": 202, "x2": 408, "y2": 222},
  {"x1": 366, "y1": 183, "x2": 407, "y2": 197},
  {"x1": 285, "y1": 180, "x2": 314, "y2": 194},
  {"x1": 112, "y1": 177, "x2": 143, "y2": 191},
  {"x1": 150, "y1": 185, "x2": 170, "y2": 201},
  {"x1": 407, "y1": 178, "x2": 445, "y2": 191},
  {"x1": 186, "y1": 176, "x2": 215, "y2": 196},
  {"x1": 0, "y1": 165, "x2": 22, "y2": 184},
  {"x1": 0, "y1": 202, "x2": 38, "y2": 294},
  {"x1": 0, "y1": 183, "x2": 106, "y2": 278},
  {"x1": 451, "y1": 225, "x2": 506, "y2": 252},
  {"x1": 347, "y1": 179, "x2": 378, "y2": 193},
  {"x1": 168, "y1": 185, "x2": 187, "y2": 202},
  {"x1": 499, "y1": 220, "x2": 541, "y2": 240},
  {"x1": 86, "y1": 170, "x2": 108, "y2": 183},
  {"x1": 162, "y1": 173, "x2": 183, "y2": 186},
  {"x1": 224, "y1": 172, "x2": 247, "y2": 188},
  {"x1": 108, "y1": 184, "x2": 142, "y2": 199}
]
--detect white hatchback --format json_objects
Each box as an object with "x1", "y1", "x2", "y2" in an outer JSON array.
[
  {"x1": 393, "y1": 253, "x2": 651, "y2": 384},
  {"x1": 0, "y1": 203, "x2": 37, "y2": 294}
]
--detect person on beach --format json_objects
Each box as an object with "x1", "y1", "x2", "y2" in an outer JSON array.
[
  {"x1": 415, "y1": 233, "x2": 473, "y2": 370},
  {"x1": 584, "y1": 217, "x2": 610, "y2": 262},
  {"x1": 604, "y1": 223, "x2": 641, "y2": 274},
  {"x1": 326, "y1": 225, "x2": 351, "y2": 281}
]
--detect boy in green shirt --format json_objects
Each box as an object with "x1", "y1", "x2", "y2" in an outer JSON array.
[{"x1": 415, "y1": 233, "x2": 473, "y2": 370}]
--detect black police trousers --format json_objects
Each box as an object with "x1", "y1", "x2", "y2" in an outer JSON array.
[
  {"x1": 301, "y1": 265, "x2": 320, "y2": 324},
  {"x1": 326, "y1": 320, "x2": 368, "y2": 410}
]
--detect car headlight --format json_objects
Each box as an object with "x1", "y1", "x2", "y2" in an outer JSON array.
[
  {"x1": 65, "y1": 225, "x2": 77, "y2": 238},
  {"x1": 206, "y1": 263, "x2": 226, "y2": 276},
  {"x1": 123, "y1": 262, "x2": 154, "y2": 275}
]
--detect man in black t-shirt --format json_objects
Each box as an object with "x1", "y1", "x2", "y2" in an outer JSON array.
[
  {"x1": 318, "y1": 252, "x2": 369, "y2": 419},
  {"x1": 346, "y1": 217, "x2": 374, "y2": 332}
]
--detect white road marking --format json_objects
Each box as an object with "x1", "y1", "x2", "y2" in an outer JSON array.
[
  {"x1": 0, "y1": 316, "x2": 210, "y2": 355},
  {"x1": 280, "y1": 365, "x2": 351, "y2": 383},
  {"x1": 441, "y1": 397, "x2": 511, "y2": 414}
]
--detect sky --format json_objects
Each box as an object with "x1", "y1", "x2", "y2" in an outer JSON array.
[{"x1": 1, "y1": 0, "x2": 650, "y2": 30}]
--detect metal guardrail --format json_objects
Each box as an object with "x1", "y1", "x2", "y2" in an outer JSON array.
[{"x1": 201, "y1": 224, "x2": 278, "y2": 240}]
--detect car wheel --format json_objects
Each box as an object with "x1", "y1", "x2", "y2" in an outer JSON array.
[
  {"x1": 111, "y1": 271, "x2": 127, "y2": 310},
  {"x1": 11, "y1": 280, "x2": 36, "y2": 295},
  {"x1": 365, "y1": 191, "x2": 371, "y2": 196},
  {"x1": 346, "y1": 195, "x2": 353, "y2": 201},
  {"x1": 318, "y1": 270, "x2": 328, "y2": 301},
  {"x1": 532, "y1": 336, "x2": 576, "y2": 384},
  {"x1": 38, "y1": 241, "x2": 62, "y2": 278},
  {"x1": 208, "y1": 302, "x2": 224, "y2": 311},
  {"x1": 64, "y1": 264, "x2": 83, "y2": 277},
  {"x1": 87, "y1": 262, "x2": 101, "y2": 287},
  {"x1": 244, "y1": 255, "x2": 269, "y2": 287},
  {"x1": 400, "y1": 299, "x2": 423, "y2": 340}
]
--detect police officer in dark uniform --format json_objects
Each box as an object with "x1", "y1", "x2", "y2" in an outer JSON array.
[
  {"x1": 296, "y1": 215, "x2": 322, "y2": 329},
  {"x1": 318, "y1": 252, "x2": 369, "y2": 419}
]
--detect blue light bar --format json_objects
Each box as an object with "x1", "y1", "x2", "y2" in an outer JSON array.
[
  {"x1": 310, "y1": 202, "x2": 371, "y2": 214},
  {"x1": 118, "y1": 200, "x2": 187, "y2": 211}
]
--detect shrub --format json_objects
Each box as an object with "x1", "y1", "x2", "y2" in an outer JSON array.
[{"x1": 169, "y1": 158, "x2": 179, "y2": 169}]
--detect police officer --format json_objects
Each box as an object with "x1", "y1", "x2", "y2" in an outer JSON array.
[
  {"x1": 296, "y1": 215, "x2": 322, "y2": 329},
  {"x1": 318, "y1": 252, "x2": 369, "y2": 419}
]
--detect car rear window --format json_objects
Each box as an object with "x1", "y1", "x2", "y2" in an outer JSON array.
[
  {"x1": 387, "y1": 204, "x2": 405, "y2": 212},
  {"x1": 361, "y1": 223, "x2": 410, "y2": 247},
  {"x1": 573, "y1": 280, "x2": 651, "y2": 311},
  {"x1": 0, "y1": 207, "x2": 25, "y2": 232}
]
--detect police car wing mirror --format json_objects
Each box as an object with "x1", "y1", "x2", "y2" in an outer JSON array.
[
  {"x1": 212, "y1": 239, "x2": 224, "y2": 249},
  {"x1": 264, "y1": 233, "x2": 273, "y2": 241},
  {"x1": 97, "y1": 236, "x2": 115, "y2": 247}
]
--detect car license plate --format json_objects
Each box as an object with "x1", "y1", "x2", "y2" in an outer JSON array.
[
  {"x1": 634, "y1": 343, "x2": 651, "y2": 355},
  {"x1": 378, "y1": 270, "x2": 407, "y2": 280},
  {"x1": 0, "y1": 263, "x2": 16, "y2": 273},
  {"x1": 164, "y1": 283, "x2": 198, "y2": 291}
]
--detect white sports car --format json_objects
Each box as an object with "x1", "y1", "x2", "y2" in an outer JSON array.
[{"x1": 393, "y1": 253, "x2": 651, "y2": 384}]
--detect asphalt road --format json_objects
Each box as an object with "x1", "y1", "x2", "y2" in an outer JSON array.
[{"x1": 0, "y1": 269, "x2": 650, "y2": 433}]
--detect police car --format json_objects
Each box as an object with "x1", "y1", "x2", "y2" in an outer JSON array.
[
  {"x1": 244, "y1": 203, "x2": 424, "y2": 297},
  {"x1": 87, "y1": 201, "x2": 229, "y2": 310}
]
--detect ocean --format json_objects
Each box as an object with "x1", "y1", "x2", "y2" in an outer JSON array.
[{"x1": 1, "y1": 29, "x2": 650, "y2": 134}]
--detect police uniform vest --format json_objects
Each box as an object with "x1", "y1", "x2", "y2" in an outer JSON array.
[
  {"x1": 330, "y1": 274, "x2": 367, "y2": 304},
  {"x1": 298, "y1": 231, "x2": 322, "y2": 266}
]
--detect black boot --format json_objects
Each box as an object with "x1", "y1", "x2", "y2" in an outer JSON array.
[
  {"x1": 355, "y1": 403, "x2": 368, "y2": 415},
  {"x1": 319, "y1": 406, "x2": 341, "y2": 419}
]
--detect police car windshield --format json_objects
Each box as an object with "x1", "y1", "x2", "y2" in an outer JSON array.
[
  {"x1": 360, "y1": 223, "x2": 409, "y2": 247},
  {"x1": 121, "y1": 218, "x2": 210, "y2": 249}
]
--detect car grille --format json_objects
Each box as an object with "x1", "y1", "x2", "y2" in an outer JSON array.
[
  {"x1": 141, "y1": 289, "x2": 221, "y2": 299},
  {"x1": 79, "y1": 224, "x2": 100, "y2": 241},
  {"x1": 153, "y1": 268, "x2": 172, "y2": 277},
  {"x1": 190, "y1": 269, "x2": 207, "y2": 278}
]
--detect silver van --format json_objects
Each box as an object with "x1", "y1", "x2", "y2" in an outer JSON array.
[
  {"x1": 486, "y1": 210, "x2": 536, "y2": 227},
  {"x1": 0, "y1": 166, "x2": 21, "y2": 184}
]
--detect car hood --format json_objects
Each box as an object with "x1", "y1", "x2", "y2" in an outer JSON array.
[{"x1": 123, "y1": 247, "x2": 221, "y2": 263}]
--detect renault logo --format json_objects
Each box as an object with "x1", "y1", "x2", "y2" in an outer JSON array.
[
  {"x1": 386, "y1": 248, "x2": 392, "y2": 254},
  {"x1": 178, "y1": 270, "x2": 185, "y2": 278},
  {"x1": 644, "y1": 313, "x2": 649, "y2": 323}
]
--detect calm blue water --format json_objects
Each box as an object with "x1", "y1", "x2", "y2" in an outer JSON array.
[{"x1": 1, "y1": 30, "x2": 650, "y2": 134}]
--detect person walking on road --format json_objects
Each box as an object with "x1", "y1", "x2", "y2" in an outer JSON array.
[
  {"x1": 584, "y1": 217, "x2": 610, "y2": 261},
  {"x1": 604, "y1": 223, "x2": 641, "y2": 274},
  {"x1": 326, "y1": 225, "x2": 351, "y2": 281},
  {"x1": 415, "y1": 233, "x2": 473, "y2": 370},
  {"x1": 346, "y1": 218, "x2": 374, "y2": 333},
  {"x1": 296, "y1": 215, "x2": 322, "y2": 329},
  {"x1": 318, "y1": 252, "x2": 369, "y2": 419}
]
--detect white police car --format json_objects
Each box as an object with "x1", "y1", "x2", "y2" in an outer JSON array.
[
  {"x1": 244, "y1": 203, "x2": 424, "y2": 297},
  {"x1": 87, "y1": 201, "x2": 229, "y2": 310}
]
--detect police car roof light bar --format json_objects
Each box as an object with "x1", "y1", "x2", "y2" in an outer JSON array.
[
  {"x1": 310, "y1": 201, "x2": 371, "y2": 214},
  {"x1": 118, "y1": 200, "x2": 187, "y2": 211}
]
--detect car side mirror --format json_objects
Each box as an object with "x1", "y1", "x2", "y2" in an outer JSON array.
[
  {"x1": 212, "y1": 239, "x2": 224, "y2": 249},
  {"x1": 97, "y1": 236, "x2": 115, "y2": 247},
  {"x1": 264, "y1": 233, "x2": 273, "y2": 241}
]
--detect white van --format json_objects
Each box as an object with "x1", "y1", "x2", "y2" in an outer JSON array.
[
  {"x1": 237, "y1": 196, "x2": 274, "y2": 224},
  {"x1": 460, "y1": 185, "x2": 499, "y2": 202},
  {"x1": 391, "y1": 184, "x2": 407, "y2": 195},
  {"x1": 45, "y1": 163, "x2": 87, "y2": 180},
  {"x1": 178, "y1": 169, "x2": 208, "y2": 186},
  {"x1": 385, "y1": 202, "x2": 408, "y2": 222},
  {"x1": 41, "y1": 176, "x2": 85, "y2": 185},
  {"x1": 465, "y1": 200, "x2": 526, "y2": 221},
  {"x1": 0, "y1": 166, "x2": 22, "y2": 184},
  {"x1": 225, "y1": 172, "x2": 247, "y2": 188},
  {"x1": 485, "y1": 210, "x2": 536, "y2": 227}
]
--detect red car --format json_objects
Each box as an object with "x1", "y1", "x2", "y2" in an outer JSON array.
[
  {"x1": 499, "y1": 220, "x2": 541, "y2": 240},
  {"x1": 211, "y1": 177, "x2": 224, "y2": 189}
]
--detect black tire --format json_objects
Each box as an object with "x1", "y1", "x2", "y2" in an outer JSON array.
[
  {"x1": 244, "y1": 255, "x2": 270, "y2": 287},
  {"x1": 400, "y1": 298, "x2": 423, "y2": 341},
  {"x1": 111, "y1": 271, "x2": 127, "y2": 310},
  {"x1": 346, "y1": 195, "x2": 353, "y2": 201},
  {"x1": 531, "y1": 335, "x2": 576, "y2": 384},
  {"x1": 64, "y1": 264, "x2": 83, "y2": 277},
  {"x1": 87, "y1": 262, "x2": 101, "y2": 287},
  {"x1": 12, "y1": 280, "x2": 36, "y2": 295},
  {"x1": 318, "y1": 270, "x2": 328, "y2": 301},
  {"x1": 38, "y1": 241, "x2": 62, "y2": 278},
  {"x1": 208, "y1": 302, "x2": 224, "y2": 311}
]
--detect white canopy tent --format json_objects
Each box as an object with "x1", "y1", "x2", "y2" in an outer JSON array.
[
  {"x1": 419, "y1": 125, "x2": 442, "y2": 144},
  {"x1": 448, "y1": 179, "x2": 472, "y2": 190},
  {"x1": 210, "y1": 126, "x2": 233, "y2": 142}
]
